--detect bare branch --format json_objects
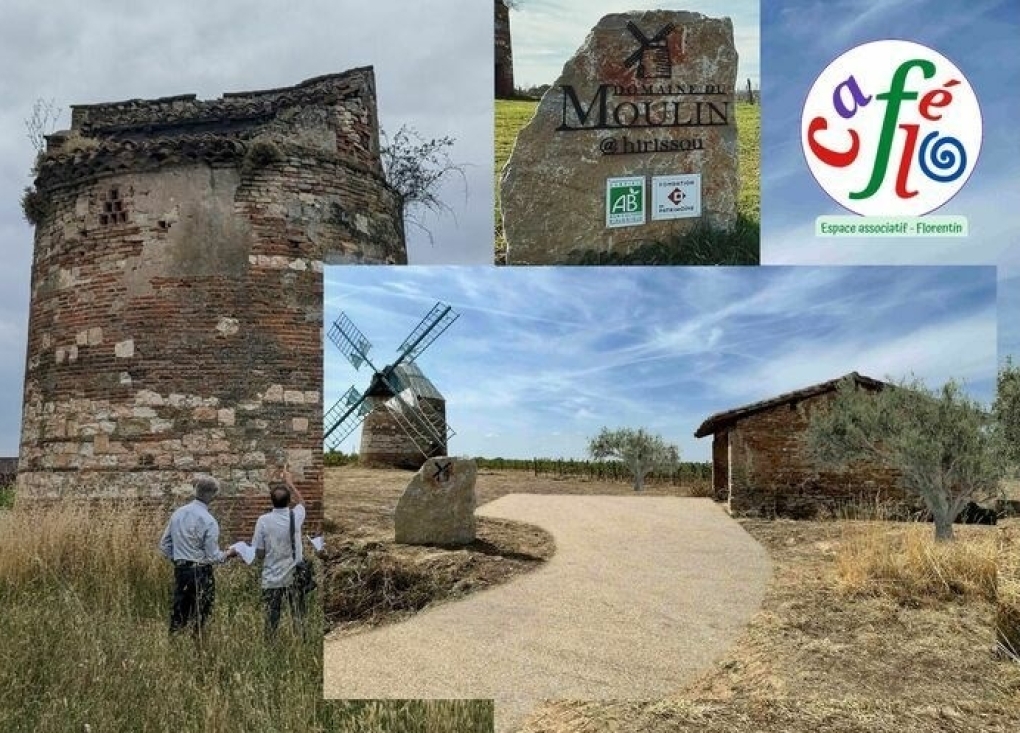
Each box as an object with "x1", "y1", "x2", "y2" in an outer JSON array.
[
  {"x1": 25, "y1": 98, "x2": 61, "y2": 155},
  {"x1": 380, "y1": 125, "x2": 469, "y2": 246}
]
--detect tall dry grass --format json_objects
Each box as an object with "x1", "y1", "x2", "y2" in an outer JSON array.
[
  {"x1": 0, "y1": 503, "x2": 493, "y2": 733},
  {"x1": 835, "y1": 523, "x2": 998, "y2": 603},
  {"x1": 997, "y1": 524, "x2": 1020, "y2": 660}
]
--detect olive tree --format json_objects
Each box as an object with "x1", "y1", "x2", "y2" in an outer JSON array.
[
  {"x1": 804, "y1": 375, "x2": 1000, "y2": 542},
  {"x1": 994, "y1": 358, "x2": 1020, "y2": 478},
  {"x1": 588, "y1": 427, "x2": 680, "y2": 491}
]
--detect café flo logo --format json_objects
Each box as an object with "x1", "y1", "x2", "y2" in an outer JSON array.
[
  {"x1": 558, "y1": 21, "x2": 730, "y2": 156},
  {"x1": 802, "y1": 40, "x2": 981, "y2": 221}
]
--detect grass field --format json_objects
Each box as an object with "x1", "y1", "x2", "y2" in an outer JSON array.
[
  {"x1": 0, "y1": 501, "x2": 493, "y2": 733},
  {"x1": 326, "y1": 467, "x2": 1020, "y2": 733},
  {"x1": 494, "y1": 99, "x2": 761, "y2": 264}
]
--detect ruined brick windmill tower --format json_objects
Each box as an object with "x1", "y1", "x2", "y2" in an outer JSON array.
[
  {"x1": 495, "y1": 0, "x2": 516, "y2": 98},
  {"x1": 325, "y1": 303, "x2": 457, "y2": 470},
  {"x1": 17, "y1": 69, "x2": 405, "y2": 536}
]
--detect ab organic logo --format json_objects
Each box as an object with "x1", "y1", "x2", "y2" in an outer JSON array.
[
  {"x1": 606, "y1": 176, "x2": 646, "y2": 228},
  {"x1": 802, "y1": 40, "x2": 982, "y2": 219}
]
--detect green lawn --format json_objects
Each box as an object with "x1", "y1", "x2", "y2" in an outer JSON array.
[{"x1": 495, "y1": 99, "x2": 761, "y2": 264}]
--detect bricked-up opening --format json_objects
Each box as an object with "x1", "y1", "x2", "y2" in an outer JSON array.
[{"x1": 18, "y1": 68, "x2": 407, "y2": 539}]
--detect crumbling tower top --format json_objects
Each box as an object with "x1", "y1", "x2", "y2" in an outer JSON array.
[{"x1": 35, "y1": 68, "x2": 404, "y2": 263}]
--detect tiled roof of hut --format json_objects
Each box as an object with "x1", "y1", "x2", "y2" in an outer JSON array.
[{"x1": 693, "y1": 372, "x2": 889, "y2": 438}]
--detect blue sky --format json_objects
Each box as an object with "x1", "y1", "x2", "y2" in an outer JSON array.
[
  {"x1": 325, "y1": 266, "x2": 997, "y2": 462},
  {"x1": 761, "y1": 0, "x2": 1020, "y2": 264},
  {"x1": 509, "y1": 0, "x2": 760, "y2": 90},
  {"x1": 999, "y1": 269, "x2": 1020, "y2": 360}
]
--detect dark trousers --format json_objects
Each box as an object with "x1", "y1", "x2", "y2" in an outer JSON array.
[
  {"x1": 263, "y1": 584, "x2": 306, "y2": 637},
  {"x1": 170, "y1": 563, "x2": 215, "y2": 635}
]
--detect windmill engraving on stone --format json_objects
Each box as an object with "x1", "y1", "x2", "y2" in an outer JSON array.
[{"x1": 325, "y1": 302, "x2": 459, "y2": 469}]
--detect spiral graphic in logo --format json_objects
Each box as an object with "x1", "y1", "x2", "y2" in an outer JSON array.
[{"x1": 919, "y1": 132, "x2": 967, "y2": 184}]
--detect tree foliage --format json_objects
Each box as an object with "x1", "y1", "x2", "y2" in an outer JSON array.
[
  {"x1": 380, "y1": 125, "x2": 467, "y2": 244},
  {"x1": 804, "y1": 376, "x2": 1000, "y2": 541},
  {"x1": 994, "y1": 357, "x2": 1020, "y2": 478},
  {"x1": 588, "y1": 427, "x2": 680, "y2": 491}
]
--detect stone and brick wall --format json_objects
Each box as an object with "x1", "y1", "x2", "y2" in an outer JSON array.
[
  {"x1": 495, "y1": 0, "x2": 515, "y2": 98},
  {"x1": 723, "y1": 394, "x2": 909, "y2": 518},
  {"x1": 18, "y1": 69, "x2": 404, "y2": 539},
  {"x1": 711, "y1": 432, "x2": 729, "y2": 502},
  {"x1": 360, "y1": 397, "x2": 448, "y2": 470}
]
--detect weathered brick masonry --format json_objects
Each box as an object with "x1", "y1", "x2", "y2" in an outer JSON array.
[
  {"x1": 695, "y1": 373, "x2": 909, "y2": 518},
  {"x1": 18, "y1": 69, "x2": 405, "y2": 539}
]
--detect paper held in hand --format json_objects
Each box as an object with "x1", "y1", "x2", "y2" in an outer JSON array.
[{"x1": 230, "y1": 542, "x2": 256, "y2": 565}]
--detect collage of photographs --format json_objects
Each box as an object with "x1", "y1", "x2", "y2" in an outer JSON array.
[{"x1": 1, "y1": 0, "x2": 1019, "y2": 731}]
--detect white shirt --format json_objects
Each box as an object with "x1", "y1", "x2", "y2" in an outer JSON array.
[
  {"x1": 158, "y1": 499, "x2": 228, "y2": 564},
  {"x1": 252, "y1": 504, "x2": 306, "y2": 589}
]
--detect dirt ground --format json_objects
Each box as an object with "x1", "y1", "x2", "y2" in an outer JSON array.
[
  {"x1": 324, "y1": 467, "x2": 1020, "y2": 732},
  {"x1": 520, "y1": 519, "x2": 1020, "y2": 733},
  {"x1": 321, "y1": 467, "x2": 707, "y2": 633}
]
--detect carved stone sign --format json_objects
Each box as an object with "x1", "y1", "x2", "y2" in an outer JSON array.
[
  {"x1": 394, "y1": 457, "x2": 477, "y2": 546},
  {"x1": 501, "y1": 10, "x2": 739, "y2": 263}
]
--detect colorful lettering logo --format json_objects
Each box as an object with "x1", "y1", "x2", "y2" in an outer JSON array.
[{"x1": 801, "y1": 40, "x2": 981, "y2": 217}]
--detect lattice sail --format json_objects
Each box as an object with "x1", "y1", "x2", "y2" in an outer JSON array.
[
  {"x1": 383, "y1": 389, "x2": 455, "y2": 457},
  {"x1": 395, "y1": 302, "x2": 460, "y2": 365},
  {"x1": 326, "y1": 302, "x2": 459, "y2": 458},
  {"x1": 328, "y1": 313, "x2": 375, "y2": 371},
  {"x1": 323, "y1": 386, "x2": 370, "y2": 447}
]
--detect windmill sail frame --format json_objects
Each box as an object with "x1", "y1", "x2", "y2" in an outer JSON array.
[{"x1": 325, "y1": 302, "x2": 458, "y2": 458}]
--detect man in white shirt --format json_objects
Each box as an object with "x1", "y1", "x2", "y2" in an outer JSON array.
[
  {"x1": 252, "y1": 468, "x2": 307, "y2": 636},
  {"x1": 158, "y1": 474, "x2": 237, "y2": 636}
]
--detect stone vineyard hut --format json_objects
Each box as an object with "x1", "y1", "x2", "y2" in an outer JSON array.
[
  {"x1": 17, "y1": 69, "x2": 405, "y2": 538},
  {"x1": 694, "y1": 373, "x2": 907, "y2": 518}
]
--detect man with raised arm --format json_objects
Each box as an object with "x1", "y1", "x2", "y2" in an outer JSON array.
[{"x1": 252, "y1": 466, "x2": 308, "y2": 637}]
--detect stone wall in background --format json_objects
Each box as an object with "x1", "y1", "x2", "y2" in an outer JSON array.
[{"x1": 495, "y1": 0, "x2": 516, "y2": 98}]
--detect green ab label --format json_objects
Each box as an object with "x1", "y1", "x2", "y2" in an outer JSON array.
[{"x1": 606, "y1": 177, "x2": 646, "y2": 228}]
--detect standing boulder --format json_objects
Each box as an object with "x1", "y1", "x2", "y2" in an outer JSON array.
[
  {"x1": 501, "y1": 10, "x2": 739, "y2": 263},
  {"x1": 394, "y1": 457, "x2": 477, "y2": 545}
]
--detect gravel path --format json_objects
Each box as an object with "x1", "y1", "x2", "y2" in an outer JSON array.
[{"x1": 323, "y1": 494, "x2": 771, "y2": 732}]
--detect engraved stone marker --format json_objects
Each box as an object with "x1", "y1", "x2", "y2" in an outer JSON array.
[
  {"x1": 394, "y1": 457, "x2": 477, "y2": 546},
  {"x1": 500, "y1": 11, "x2": 739, "y2": 264}
]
